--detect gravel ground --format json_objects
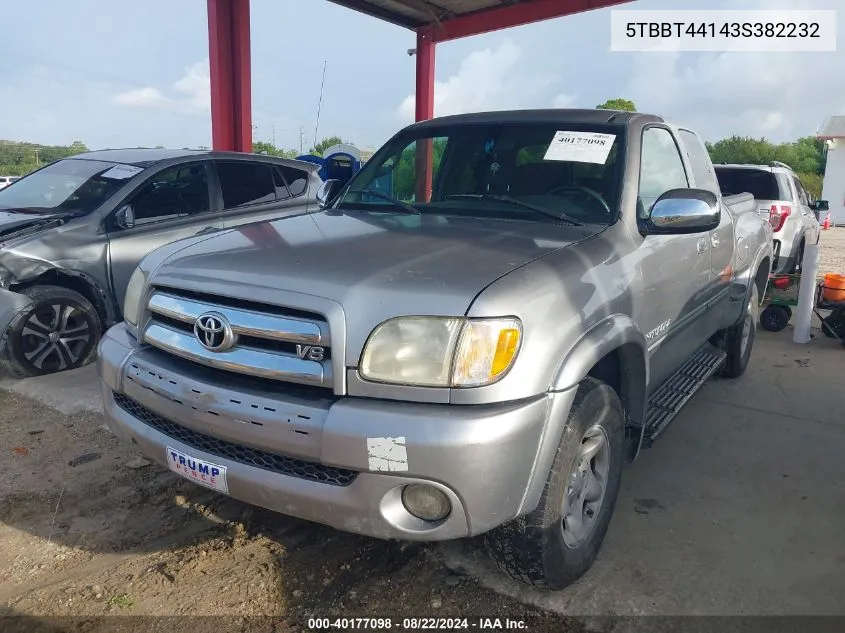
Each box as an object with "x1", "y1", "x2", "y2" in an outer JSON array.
[
  {"x1": 818, "y1": 227, "x2": 845, "y2": 276},
  {"x1": 0, "y1": 390, "x2": 575, "y2": 633}
]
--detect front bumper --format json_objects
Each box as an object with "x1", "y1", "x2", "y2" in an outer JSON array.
[
  {"x1": 0, "y1": 287, "x2": 34, "y2": 344},
  {"x1": 98, "y1": 324, "x2": 575, "y2": 541}
]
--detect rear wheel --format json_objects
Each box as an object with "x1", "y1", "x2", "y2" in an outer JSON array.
[
  {"x1": 821, "y1": 309, "x2": 845, "y2": 340},
  {"x1": 789, "y1": 239, "x2": 805, "y2": 274},
  {"x1": 717, "y1": 284, "x2": 759, "y2": 378},
  {"x1": 483, "y1": 377, "x2": 625, "y2": 590},
  {"x1": 760, "y1": 304, "x2": 790, "y2": 333},
  {"x1": 2, "y1": 285, "x2": 102, "y2": 378}
]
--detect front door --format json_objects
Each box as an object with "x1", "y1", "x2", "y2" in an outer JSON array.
[
  {"x1": 634, "y1": 126, "x2": 712, "y2": 392},
  {"x1": 107, "y1": 161, "x2": 220, "y2": 311}
]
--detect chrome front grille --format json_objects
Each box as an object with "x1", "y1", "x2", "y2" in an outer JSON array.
[{"x1": 142, "y1": 288, "x2": 333, "y2": 388}]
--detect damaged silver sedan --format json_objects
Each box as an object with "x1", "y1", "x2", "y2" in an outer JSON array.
[{"x1": 0, "y1": 148, "x2": 322, "y2": 377}]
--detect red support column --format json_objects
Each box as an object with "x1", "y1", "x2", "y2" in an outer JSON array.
[
  {"x1": 415, "y1": 28, "x2": 435, "y2": 202},
  {"x1": 207, "y1": 0, "x2": 252, "y2": 153},
  {"x1": 415, "y1": 28, "x2": 435, "y2": 122}
]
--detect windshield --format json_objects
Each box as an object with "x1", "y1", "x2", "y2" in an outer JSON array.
[
  {"x1": 0, "y1": 158, "x2": 141, "y2": 214},
  {"x1": 337, "y1": 122, "x2": 625, "y2": 224}
]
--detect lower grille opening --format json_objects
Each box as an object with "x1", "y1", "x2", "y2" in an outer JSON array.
[{"x1": 113, "y1": 392, "x2": 357, "y2": 487}]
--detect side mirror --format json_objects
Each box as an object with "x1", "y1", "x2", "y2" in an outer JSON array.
[
  {"x1": 813, "y1": 199, "x2": 830, "y2": 212},
  {"x1": 114, "y1": 204, "x2": 135, "y2": 229},
  {"x1": 316, "y1": 179, "x2": 341, "y2": 209},
  {"x1": 646, "y1": 188, "x2": 720, "y2": 235}
]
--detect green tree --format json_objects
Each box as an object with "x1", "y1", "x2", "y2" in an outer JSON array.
[
  {"x1": 596, "y1": 98, "x2": 636, "y2": 112},
  {"x1": 308, "y1": 136, "x2": 348, "y2": 156},
  {"x1": 252, "y1": 141, "x2": 298, "y2": 158},
  {"x1": 0, "y1": 140, "x2": 90, "y2": 176}
]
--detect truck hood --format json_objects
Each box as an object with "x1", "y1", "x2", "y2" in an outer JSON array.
[{"x1": 151, "y1": 211, "x2": 601, "y2": 351}]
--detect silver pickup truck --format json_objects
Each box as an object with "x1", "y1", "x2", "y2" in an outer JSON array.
[{"x1": 97, "y1": 109, "x2": 772, "y2": 590}]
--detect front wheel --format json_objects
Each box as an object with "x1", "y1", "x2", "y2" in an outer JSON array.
[
  {"x1": 1, "y1": 285, "x2": 102, "y2": 378},
  {"x1": 483, "y1": 377, "x2": 625, "y2": 590}
]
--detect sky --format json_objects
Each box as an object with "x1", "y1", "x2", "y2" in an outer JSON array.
[{"x1": 0, "y1": 0, "x2": 842, "y2": 153}]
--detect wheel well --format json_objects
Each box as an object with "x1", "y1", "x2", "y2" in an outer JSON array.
[
  {"x1": 587, "y1": 343, "x2": 647, "y2": 461},
  {"x1": 754, "y1": 257, "x2": 770, "y2": 303},
  {"x1": 587, "y1": 350, "x2": 622, "y2": 398},
  {"x1": 13, "y1": 270, "x2": 111, "y2": 331}
]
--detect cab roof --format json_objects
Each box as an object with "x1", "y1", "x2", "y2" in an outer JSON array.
[{"x1": 407, "y1": 108, "x2": 664, "y2": 131}]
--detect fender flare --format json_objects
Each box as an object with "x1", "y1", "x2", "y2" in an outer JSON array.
[
  {"x1": 517, "y1": 315, "x2": 649, "y2": 514},
  {"x1": 731, "y1": 241, "x2": 772, "y2": 309},
  {"x1": 551, "y1": 313, "x2": 648, "y2": 412}
]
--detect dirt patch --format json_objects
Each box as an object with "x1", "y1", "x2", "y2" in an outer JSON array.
[{"x1": 0, "y1": 389, "x2": 577, "y2": 632}]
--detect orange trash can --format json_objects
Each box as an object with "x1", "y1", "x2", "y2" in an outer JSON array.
[{"x1": 822, "y1": 273, "x2": 845, "y2": 303}]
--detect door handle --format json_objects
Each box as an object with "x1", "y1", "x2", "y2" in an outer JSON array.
[
  {"x1": 697, "y1": 237, "x2": 707, "y2": 254},
  {"x1": 710, "y1": 233, "x2": 720, "y2": 249}
]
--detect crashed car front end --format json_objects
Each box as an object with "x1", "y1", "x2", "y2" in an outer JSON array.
[{"x1": 0, "y1": 266, "x2": 34, "y2": 347}]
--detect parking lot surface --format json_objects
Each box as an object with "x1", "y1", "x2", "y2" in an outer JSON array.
[{"x1": 1, "y1": 231, "x2": 844, "y2": 628}]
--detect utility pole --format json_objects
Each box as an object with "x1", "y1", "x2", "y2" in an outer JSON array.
[
  {"x1": 272, "y1": 124, "x2": 276, "y2": 148},
  {"x1": 300, "y1": 126, "x2": 305, "y2": 154}
]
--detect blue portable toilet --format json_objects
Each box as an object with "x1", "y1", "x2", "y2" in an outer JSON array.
[{"x1": 297, "y1": 144, "x2": 366, "y2": 189}]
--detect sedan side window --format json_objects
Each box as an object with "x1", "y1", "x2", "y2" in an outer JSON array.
[
  {"x1": 217, "y1": 161, "x2": 276, "y2": 208},
  {"x1": 639, "y1": 127, "x2": 689, "y2": 217},
  {"x1": 272, "y1": 165, "x2": 310, "y2": 200},
  {"x1": 123, "y1": 163, "x2": 210, "y2": 226}
]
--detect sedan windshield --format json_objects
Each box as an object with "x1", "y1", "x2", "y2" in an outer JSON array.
[
  {"x1": 0, "y1": 158, "x2": 141, "y2": 215},
  {"x1": 337, "y1": 121, "x2": 625, "y2": 224}
]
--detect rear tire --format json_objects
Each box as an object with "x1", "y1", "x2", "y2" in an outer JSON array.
[
  {"x1": 482, "y1": 377, "x2": 625, "y2": 590},
  {"x1": 821, "y1": 309, "x2": 845, "y2": 340},
  {"x1": 717, "y1": 284, "x2": 759, "y2": 378},
  {"x1": 760, "y1": 304, "x2": 790, "y2": 333},
  {"x1": 1, "y1": 285, "x2": 102, "y2": 378},
  {"x1": 789, "y1": 239, "x2": 805, "y2": 275}
]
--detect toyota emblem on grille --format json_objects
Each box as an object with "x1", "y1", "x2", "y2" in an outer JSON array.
[{"x1": 194, "y1": 312, "x2": 236, "y2": 352}]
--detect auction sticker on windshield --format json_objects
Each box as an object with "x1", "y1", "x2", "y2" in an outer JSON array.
[
  {"x1": 544, "y1": 131, "x2": 616, "y2": 164},
  {"x1": 166, "y1": 446, "x2": 229, "y2": 494},
  {"x1": 100, "y1": 164, "x2": 144, "y2": 180}
]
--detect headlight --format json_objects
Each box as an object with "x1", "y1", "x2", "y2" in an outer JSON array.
[
  {"x1": 452, "y1": 318, "x2": 521, "y2": 387},
  {"x1": 359, "y1": 316, "x2": 521, "y2": 388},
  {"x1": 123, "y1": 267, "x2": 146, "y2": 329}
]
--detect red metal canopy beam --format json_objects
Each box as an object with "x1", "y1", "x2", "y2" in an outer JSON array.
[
  {"x1": 208, "y1": 0, "x2": 252, "y2": 152},
  {"x1": 428, "y1": 0, "x2": 632, "y2": 43}
]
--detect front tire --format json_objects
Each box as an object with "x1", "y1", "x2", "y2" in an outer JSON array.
[
  {"x1": 2, "y1": 285, "x2": 102, "y2": 378},
  {"x1": 483, "y1": 377, "x2": 625, "y2": 590}
]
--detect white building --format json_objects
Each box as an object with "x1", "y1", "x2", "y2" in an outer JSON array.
[{"x1": 818, "y1": 116, "x2": 845, "y2": 226}]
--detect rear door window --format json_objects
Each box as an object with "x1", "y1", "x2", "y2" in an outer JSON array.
[
  {"x1": 678, "y1": 129, "x2": 719, "y2": 194},
  {"x1": 273, "y1": 165, "x2": 309, "y2": 198},
  {"x1": 714, "y1": 168, "x2": 785, "y2": 201},
  {"x1": 792, "y1": 175, "x2": 809, "y2": 206},
  {"x1": 216, "y1": 161, "x2": 276, "y2": 208}
]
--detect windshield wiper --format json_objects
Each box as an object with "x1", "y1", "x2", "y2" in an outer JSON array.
[
  {"x1": 446, "y1": 194, "x2": 584, "y2": 226},
  {"x1": 348, "y1": 189, "x2": 421, "y2": 215}
]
